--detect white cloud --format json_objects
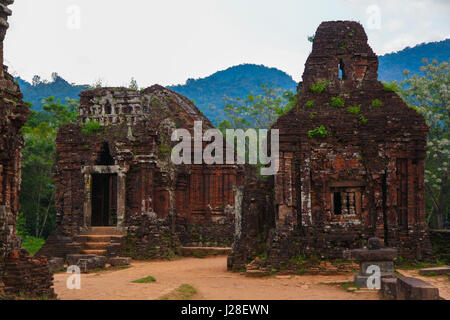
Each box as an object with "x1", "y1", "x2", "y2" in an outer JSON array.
[{"x1": 3, "y1": 0, "x2": 449, "y2": 85}]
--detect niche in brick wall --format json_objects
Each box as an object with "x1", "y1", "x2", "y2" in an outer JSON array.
[{"x1": 329, "y1": 181, "x2": 365, "y2": 217}]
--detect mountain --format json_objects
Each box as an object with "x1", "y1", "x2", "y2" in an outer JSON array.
[
  {"x1": 378, "y1": 39, "x2": 449, "y2": 82},
  {"x1": 14, "y1": 39, "x2": 449, "y2": 120},
  {"x1": 168, "y1": 64, "x2": 297, "y2": 122},
  {"x1": 14, "y1": 73, "x2": 89, "y2": 111}
]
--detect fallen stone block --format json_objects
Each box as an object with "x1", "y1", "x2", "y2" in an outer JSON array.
[
  {"x1": 77, "y1": 256, "x2": 107, "y2": 273},
  {"x1": 66, "y1": 254, "x2": 97, "y2": 266},
  {"x1": 109, "y1": 257, "x2": 131, "y2": 267},
  {"x1": 418, "y1": 266, "x2": 450, "y2": 276},
  {"x1": 66, "y1": 254, "x2": 106, "y2": 273},
  {"x1": 381, "y1": 277, "x2": 398, "y2": 300},
  {"x1": 397, "y1": 276, "x2": 440, "y2": 300}
]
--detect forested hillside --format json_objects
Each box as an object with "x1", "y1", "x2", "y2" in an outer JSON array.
[{"x1": 14, "y1": 39, "x2": 449, "y2": 120}]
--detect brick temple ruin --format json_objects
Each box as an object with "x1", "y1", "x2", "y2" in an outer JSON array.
[
  {"x1": 38, "y1": 85, "x2": 241, "y2": 260},
  {"x1": 228, "y1": 21, "x2": 434, "y2": 273},
  {"x1": 0, "y1": 0, "x2": 55, "y2": 298}
]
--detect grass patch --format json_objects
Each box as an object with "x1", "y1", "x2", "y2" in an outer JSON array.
[
  {"x1": 395, "y1": 259, "x2": 446, "y2": 270},
  {"x1": 422, "y1": 272, "x2": 439, "y2": 277},
  {"x1": 158, "y1": 284, "x2": 197, "y2": 300},
  {"x1": 21, "y1": 235, "x2": 45, "y2": 256},
  {"x1": 133, "y1": 275, "x2": 156, "y2": 283}
]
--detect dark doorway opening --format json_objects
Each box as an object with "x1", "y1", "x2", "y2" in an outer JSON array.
[
  {"x1": 338, "y1": 59, "x2": 346, "y2": 80},
  {"x1": 333, "y1": 192, "x2": 342, "y2": 215},
  {"x1": 97, "y1": 142, "x2": 114, "y2": 166},
  {"x1": 91, "y1": 173, "x2": 117, "y2": 226}
]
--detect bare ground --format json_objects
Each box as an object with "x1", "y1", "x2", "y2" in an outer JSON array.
[{"x1": 53, "y1": 256, "x2": 381, "y2": 300}]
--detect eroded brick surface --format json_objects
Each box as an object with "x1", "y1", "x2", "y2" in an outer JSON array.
[
  {"x1": 229, "y1": 21, "x2": 433, "y2": 272},
  {"x1": 0, "y1": 1, "x2": 55, "y2": 298},
  {"x1": 39, "y1": 85, "x2": 241, "y2": 260}
]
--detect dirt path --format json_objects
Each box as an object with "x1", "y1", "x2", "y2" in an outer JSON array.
[{"x1": 53, "y1": 256, "x2": 380, "y2": 300}]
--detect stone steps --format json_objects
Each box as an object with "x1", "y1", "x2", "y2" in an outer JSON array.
[
  {"x1": 77, "y1": 227, "x2": 125, "y2": 256},
  {"x1": 83, "y1": 242, "x2": 111, "y2": 250},
  {"x1": 81, "y1": 249, "x2": 107, "y2": 256},
  {"x1": 82, "y1": 227, "x2": 123, "y2": 235}
]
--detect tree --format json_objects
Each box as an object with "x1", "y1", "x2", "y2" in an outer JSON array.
[
  {"x1": 398, "y1": 59, "x2": 449, "y2": 228},
  {"x1": 129, "y1": 77, "x2": 139, "y2": 90},
  {"x1": 216, "y1": 84, "x2": 297, "y2": 131},
  {"x1": 32, "y1": 75, "x2": 41, "y2": 86},
  {"x1": 20, "y1": 97, "x2": 79, "y2": 238}
]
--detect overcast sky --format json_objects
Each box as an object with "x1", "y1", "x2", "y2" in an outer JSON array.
[{"x1": 4, "y1": 0, "x2": 449, "y2": 86}]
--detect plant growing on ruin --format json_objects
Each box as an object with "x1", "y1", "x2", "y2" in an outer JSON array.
[
  {"x1": 347, "y1": 105, "x2": 361, "y2": 115},
  {"x1": 331, "y1": 97, "x2": 345, "y2": 108},
  {"x1": 81, "y1": 120, "x2": 101, "y2": 136},
  {"x1": 359, "y1": 115, "x2": 368, "y2": 124},
  {"x1": 398, "y1": 59, "x2": 449, "y2": 228},
  {"x1": 371, "y1": 98, "x2": 383, "y2": 108},
  {"x1": 129, "y1": 77, "x2": 139, "y2": 90},
  {"x1": 309, "y1": 112, "x2": 318, "y2": 119},
  {"x1": 308, "y1": 125, "x2": 329, "y2": 138},
  {"x1": 305, "y1": 100, "x2": 315, "y2": 108},
  {"x1": 310, "y1": 80, "x2": 328, "y2": 94},
  {"x1": 383, "y1": 81, "x2": 400, "y2": 92}
]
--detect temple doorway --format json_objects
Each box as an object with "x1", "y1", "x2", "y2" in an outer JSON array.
[{"x1": 91, "y1": 173, "x2": 118, "y2": 226}]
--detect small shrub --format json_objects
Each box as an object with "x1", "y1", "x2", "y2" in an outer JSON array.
[
  {"x1": 331, "y1": 97, "x2": 345, "y2": 108},
  {"x1": 309, "y1": 112, "x2": 318, "y2": 119},
  {"x1": 305, "y1": 100, "x2": 315, "y2": 108},
  {"x1": 81, "y1": 121, "x2": 101, "y2": 136},
  {"x1": 308, "y1": 125, "x2": 329, "y2": 138},
  {"x1": 21, "y1": 235, "x2": 45, "y2": 256},
  {"x1": 372, "y1": 99, "x2": 383, "y2": 108},
  {"x1": 347, "y1": 105, "x2": 361, "y2": 115},
  {"x1": 359, "y1": 115, "x2": 368, "y2": 124},
  {"x1": 310, "y1": 80, "x2": 328, "y2": 94},
  {"x1": 383, "y1": 81, "x2": 399, "y2": 92}
]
